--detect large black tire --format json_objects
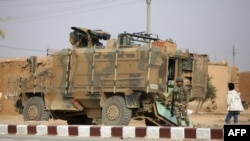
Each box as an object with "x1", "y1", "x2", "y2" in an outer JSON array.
[
  {"x1": 23, "y1": 97, "x2": 50, "y2": 121},
  {"x1": 102, "y1": 96, "x2": 132, "y2": 125}
]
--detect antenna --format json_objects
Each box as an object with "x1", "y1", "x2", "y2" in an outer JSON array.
[
  {"x1": 233, "y1": 45, "x2": 235, "y2": 66},
  {"x1": 213, "y1": 48, "x2": 217, "y2": 60},
  {"x1": 146, "y1": 0, "x2": 151, "y2": 34}
]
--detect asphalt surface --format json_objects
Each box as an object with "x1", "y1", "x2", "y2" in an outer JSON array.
[
  {"x1": 0, "y1": 135, "x2": 221, "y2": 141},
  {"x1": 0, "y1": 135, "x2": 183, "y2": 141}
]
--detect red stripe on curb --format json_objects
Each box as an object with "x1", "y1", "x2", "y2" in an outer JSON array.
[
  {"x1": 27, "y1": 125, "x2": 37, "y2": 134},
  {"x1": 48, "y1": 126, "x2": 57, "y2": 135},
  {"x1": 90, "y1": 126, "x2": 100, "y2": 136},
  {"x1": 211, "y1": 128, "x2": 223, "y2": 139},
  {"x1": 135, "y1": 127, "x2": 146, "y2": 137},
  {"x1": 159, "y1": 127, "x2": 170, "y2": 138},
  {"x1": 0, "y1": 124, "x2": 225, "y2": 139},
  {"x1": 185, "y1": 128, "x2": 196, "y2": 139},
  {"x1": 8, "y1": 125, "x2": 17, "y2": 134},
  {"x1": 111, "y1": 127, "x2": 122, "y2": 137},
  {"x1": 68, "y1": 126, "x2": 78, "y2": 136}
]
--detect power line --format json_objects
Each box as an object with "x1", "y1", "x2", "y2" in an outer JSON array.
[
  {"x1": 0, "y1": 44, "x2": 46, "y2": 52},
  {"x1": 0, "y1": 0, "x2": 109, "y2": 20},
  {"x1": 0, "y1": 0, "x2": 142, "y2": 24},
  {"x1": 0, "y1": 0, "x2": 80, "y2": 7}
]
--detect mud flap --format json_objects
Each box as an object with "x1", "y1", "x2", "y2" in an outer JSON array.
[
  {"x1": 124, "y1": 92, "x2": 142, "y2": 108},
  {"x1": 15, "y1": 99, "x2": 23, "y2": 114},
  {"x1": 155, "y1": 97, "x2": 193, "y2": 127}
]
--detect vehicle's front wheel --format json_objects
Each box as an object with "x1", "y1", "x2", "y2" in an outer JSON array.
[
  {"x1": 102, "y1": 96, "x2": 131, "y2": 125},
  {"x1": 23, "y1": 96, "x2": 49, "y2": 121}
]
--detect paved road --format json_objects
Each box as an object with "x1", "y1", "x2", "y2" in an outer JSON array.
[
  {"x1": 0, "y1": 135, "x2": 186, "y2": 141},
  {"x1": 0, "y1": 135, "x2": 223, "y2": 141}
]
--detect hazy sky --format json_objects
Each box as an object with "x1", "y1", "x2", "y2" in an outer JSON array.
[{"x1": 0, "y1": 0, "x2": 250, "y2": 72}]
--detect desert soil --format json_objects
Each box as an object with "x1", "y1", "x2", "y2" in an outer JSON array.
[
  {"x1": 1, "y1": 109, "x2": 250, "y2": 127},
  {"x1": 1, "y1": 95, "x2": 250, "y2": 127}
]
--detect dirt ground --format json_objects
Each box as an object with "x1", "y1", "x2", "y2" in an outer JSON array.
[
  {"x1": 1, "y1": 106, "x2": 250, "y2": 127},
  {"x1": 1, "y1": 90, "x2": 250, "y2": 127}
]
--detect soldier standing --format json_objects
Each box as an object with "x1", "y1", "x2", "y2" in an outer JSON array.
[{"x1": 167, "y1": 77, "x2": 190, "y2": 126}]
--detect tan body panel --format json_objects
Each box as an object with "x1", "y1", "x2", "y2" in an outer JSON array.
[{"x1": 39, "y1": 46, "x2": 162, "y2": 111}]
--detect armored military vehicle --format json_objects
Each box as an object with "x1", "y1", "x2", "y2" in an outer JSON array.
[{"x1": 8, "y1": 27, "x2": 209, "y2": 126}]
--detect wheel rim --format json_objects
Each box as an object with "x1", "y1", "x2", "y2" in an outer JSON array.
[
  {"x1": 27, "y1": 105, "x2": 39, "y2": 120},
  {"x1": 106, "y1": 104, "x2": 120, "y2": 121}
]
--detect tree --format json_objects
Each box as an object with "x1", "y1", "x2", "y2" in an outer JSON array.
[
  {"x1": 194, "y1": 76, "x2": 217, "y2": 113},
  {"x1": 201, "y1": 76, "x2": 217, "y2": 108},
  {"x1": 204, "y1": 76, "x2": 217, "y2": 102}
]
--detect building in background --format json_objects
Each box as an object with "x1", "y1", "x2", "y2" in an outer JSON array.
[
  {"x1": 239, "y1": 71, "x2": 250, "y2": 104},
  {"x1": 207, "y1": 61, "x2": 240, "y2": 111}
]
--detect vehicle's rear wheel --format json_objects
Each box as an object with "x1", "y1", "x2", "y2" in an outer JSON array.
[
  {"x1": 102, "y1": 96, "x2": 131, "y2": 125},
  {"x1": 23, "y1": 96, "x2": 49, "y2": 121}
]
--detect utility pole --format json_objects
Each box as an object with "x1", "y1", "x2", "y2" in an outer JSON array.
[
  {"x1": 146, "y1": 0, "x2": 151, "y2": 34},
  {"x1": 233, "y1": 45, "x2": 235, "y2": 66}
]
